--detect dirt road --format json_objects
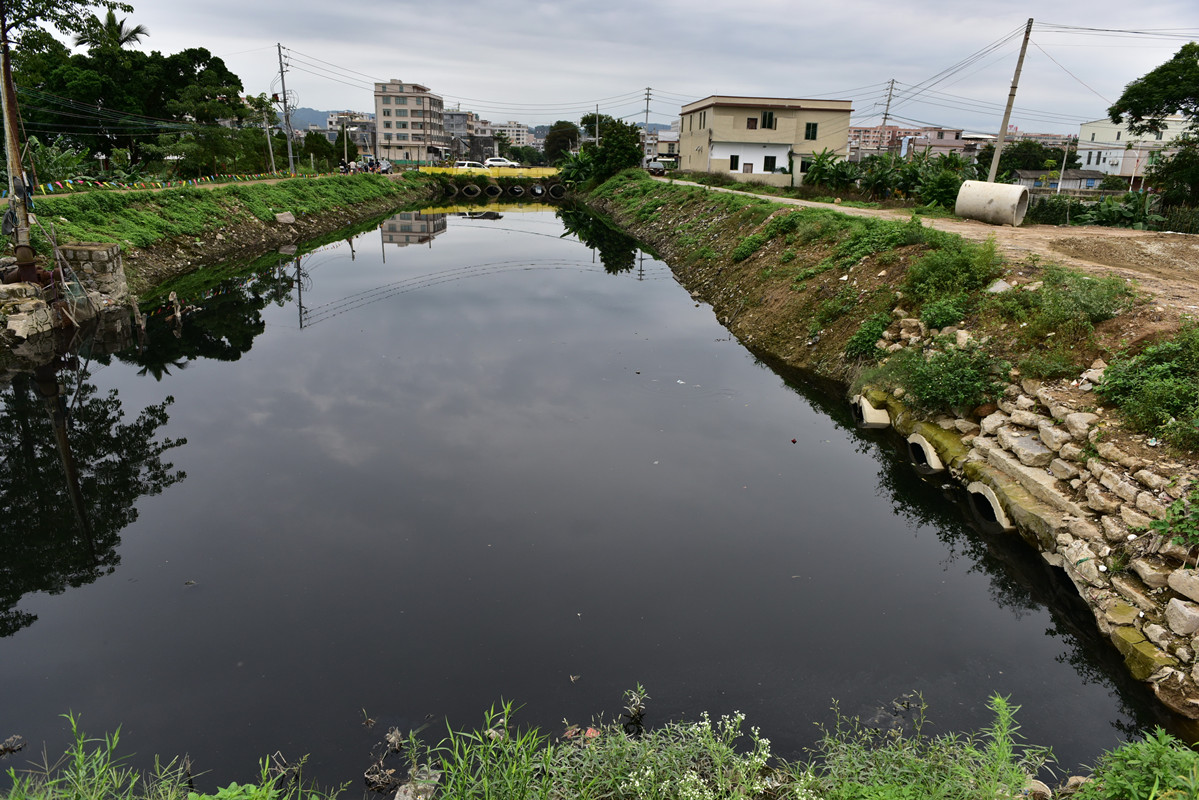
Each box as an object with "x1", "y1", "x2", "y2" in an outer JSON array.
[{"x1": 672, "y1": 180, "x2": 1199, "y2": 327}]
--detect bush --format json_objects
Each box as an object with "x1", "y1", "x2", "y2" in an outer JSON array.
[
  {"x1": 904, "y1": 239, "x2": 1002, "y2": 304},
  {"x1": 917, "y1": 169, "x2": 962, "y2": 208},
  {"x1": 886, "y1": 345, "x2": 1006, "y2": 411},
  {"x1": 1024, "y1": 195, "x2": 1090, "y2": 226}
]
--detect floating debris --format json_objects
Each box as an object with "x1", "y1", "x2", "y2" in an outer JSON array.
[{"x1": 1, "y1": 735, "x2": 26, "y2": 756}]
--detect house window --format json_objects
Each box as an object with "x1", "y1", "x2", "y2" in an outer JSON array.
[
  {"x1": 1086, "y1": 179, "x2": 1095, "y2": 188},
  {"x1": 937, "y1": 131, "x2": 944, "y2": 139},
  {"x1": 396, "y1": 109, "x2": 407, "y2": 117},
  {"x1": 667, "y1": 143, "x2": 675, "y2": 154},
  {"x1": 688, "y1": 114, "x2": 693, "y2": 131},
  {"x1": 397, "y1": 122, "x2": 407, "y2": 129},
  {"x1": 761, "y1": 111, "x2": 775, "y2": 129},
  {"x1": 382, "y1": 97, "x2": 391, "y2": 104},
  {"x1": 398, "y1": 98, "x2": 407, "y2": 105},
  {"x1": 763, "y1": 155, "x2": 777, "y2": 171},
  {"x1": 1090, "y1": 132, "x2": 1095, "y2": 141},
  {"x1": 747, "y1": 118, "x2": 758, "y2": 130},
  {"x1": 382, "y1": 109, "x2": 391, "y2": 117},
  {"x1": 396, "y1": 134, "x2": 409, "y2": 141},
  {"x1": 700, "y1": 111, "x2": 706, "y2": 127},
  {"x1": 384, "y1": 133, "x2": 392, "y2": 141},
  {"x1": 804, "y1": 122, "x2": 818, "y2": 140},
  {"x1": 1086, "y1": 151, "x2": 1092, "y2": 165},
  {"x1": 729, "y1": 155, "x2": 739, "y2": 170},
  {"x1": 1156, "y1": 131, "x2": 1164, "y2": 140}
]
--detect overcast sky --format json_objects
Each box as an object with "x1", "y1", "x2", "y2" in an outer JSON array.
[{"x1": 88, "y1": 0, "x2": 1199, "y2": 136}]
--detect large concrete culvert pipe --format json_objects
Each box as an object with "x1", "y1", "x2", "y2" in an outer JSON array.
[
  {"x1": 954, "y1": 180, "x2": 1029, "y2": 227},
  {"x1": 460, "y1": 183, "x2": 482, "y2": 198},
  {"x1": 547, "y1": 183, "x2": 567, "y2": 200},
  {"x1": 484, "y1": 184, "x2": 502, "y2": 198}
]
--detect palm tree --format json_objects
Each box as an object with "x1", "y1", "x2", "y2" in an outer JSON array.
[{"x1": 73, "y1": 11, "x2": 149, "y2": 51}]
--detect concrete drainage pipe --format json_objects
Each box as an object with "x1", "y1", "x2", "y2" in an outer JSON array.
[
  {"x1": 966, "y1": 481, "x2": 1014, "y2": 532},
  {"x1": 548, "y1": 183, "x2": 567, "y2": 199},
  {"x1": 460, "y1": 183, "x2": 482, "y2": 198},
  {"x1": 484, "y1": 184, "x2": 502, "y2": 198},
  {"x1": 954, "y1": 180, "x2": 1029, "y2": 227},
  {"x1": 849, "y1": 395, "x2": 890, "y2": 429},
  {"x1": 907, "y1": 433, "x2": 945, "y2": 473},
  {"x1": 508, "y1": 184, "x2": 525, "y2": 197}
]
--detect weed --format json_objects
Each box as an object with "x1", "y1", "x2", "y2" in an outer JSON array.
[
  {"x1": 1145, "y1": 480, "x2": 1199, "y2": 564},
  {"x1": 732, "y1": 233, "x2": 768, "y2": 262},
  {"x1": 816, "y1": 285, "x2": 859, "y2": 326},
  {"x1": 780, "y1": 249, "x2": 797, "y2": 264},
  {"x1": 808, "y1": 694, "x2": 1052, "y2": 800},
  {"x1": 1076, "y1": 727, "x2": 1199, "y2": 800},
  {"x1": 845, "y1": 313, "x2": 892, "y2": 360},
  {"x1": 919, "y1": 294, "x2": 970, "y2": 329},
  {"x1": 1097, "y1": 321, "x2": 1199, "y2": 451},
  {"x1": 867, "y1": 345, "x2": 1007, "y2": 412},
  {"x1": 904, "y1": 238, "x2": 1001, "y2": 305}
]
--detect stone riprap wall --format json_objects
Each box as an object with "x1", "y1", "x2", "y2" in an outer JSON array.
[
  {"x1": 859, "y1": 343, "x2": 1199, "y2": 718},
  {"x1": 1, "y1": 242, "x2": 130, "y2": 345},
  {"x1": 60, "y1": 242, "x2": 128, "y2": 300}
]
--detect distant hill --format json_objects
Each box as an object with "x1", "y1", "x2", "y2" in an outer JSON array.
[{"x1": 287, "y1": 107, "x2": 330, "y2": 130}]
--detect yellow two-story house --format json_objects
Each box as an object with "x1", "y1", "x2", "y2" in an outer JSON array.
[{"x1": 679, "y1": 95, "x2": 852, "y2": 186}]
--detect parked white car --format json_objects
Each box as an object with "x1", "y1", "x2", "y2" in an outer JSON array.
[
  {"x1": 454, "y1": 161, "x2": 486, "y2": 171},
  {"x1": 484, "y1": 157, "x2": 520, "y2": 168}
]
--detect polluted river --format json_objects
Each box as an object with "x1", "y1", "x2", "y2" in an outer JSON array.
[{"x1": 0, "y1": 203, "x2": 1181, "y2": 788}]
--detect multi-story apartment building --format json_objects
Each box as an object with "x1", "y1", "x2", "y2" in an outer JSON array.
[
  {"x1": 1077, "y1": 115, "x2": 1188, "y2": 187},
  {"x1": 324, "y1": 110, "x2": 376, "y2": 159},
  {"x1": 374, "y1": 80, "x2": 448, "y2": 165},
  {"x1": 679, "y1": 95, "x2": 853, "y2": 186},
  {"x1": 849, "y1": 125, "x2": 966, "y2": 158},
  {"x1": 444, "y1": 109, "x2": 497, "y2": 162},
  {"x1": 491, "y1": 121, "x2": 531, "y2": 148}
]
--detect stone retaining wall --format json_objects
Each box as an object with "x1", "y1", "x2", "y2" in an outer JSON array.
[{"x1": 861, "y1": 373, "x2": 1199, "y2": 718}]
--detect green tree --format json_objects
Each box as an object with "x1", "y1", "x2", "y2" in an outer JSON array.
[
  {"x1": 1145, "y1": 137, "x2": 1199, "y2": 206},
  {"x1": 492, "y1": 130, "x2": 510, "y2": 158},
  {"x1": 1108, "y1": 41, "x2": 1199, "y2": 135},
  {"x1": 301, "y1": 130, "x2": 336, "y2": 170},
  {"x1": 72, "y1": 8, "x2": 147, "y2": 51},
  {"x1": 543, "y1": 120, "x2": 579, "y2": 165},
  {"x1": 577, "y1": 113, "x2": 643, "y2": 183},
  {"x1": 974, "y1": 139, "x2": 1081, "y2": 179}
]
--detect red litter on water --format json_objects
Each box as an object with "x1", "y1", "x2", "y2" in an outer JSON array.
[{"x1": 791, "y1": 439, "x2": 797, "y2": 444}]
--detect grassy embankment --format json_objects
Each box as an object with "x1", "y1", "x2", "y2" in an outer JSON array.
[
  {"x1": 26, "y1": 172, "x2": 442, "y2": 296},
  {"x1": 583, "y1": 170, "x2": 1197, "y2": 453},
  {"x1": 4, "y1": 696, "x2": 1198, "y2": 800}
]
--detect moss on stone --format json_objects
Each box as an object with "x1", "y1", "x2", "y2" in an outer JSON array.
[{"x1": 1111, "y1": 626, "x2": 1178, "y2": 681}]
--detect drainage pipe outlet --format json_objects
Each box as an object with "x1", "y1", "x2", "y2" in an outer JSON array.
[
  {"x1": 907, "y1": 433, "x2": 945, "y2": 473},
  {"x1": 850, "y1": 394, "x2": 890, "y2": 429},
  {"x1": 966, "y1": 481, "x2": 1015, "y2": 531}
]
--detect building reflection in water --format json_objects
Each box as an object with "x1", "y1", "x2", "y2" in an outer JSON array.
[{"x1": 379, "y1": 212, "x2": 448, "y2": 248}]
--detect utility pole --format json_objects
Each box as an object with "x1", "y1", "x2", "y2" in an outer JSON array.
[
  {"x1": 342, "y1": 119, "x2": 348, "y2": 163},
  {"x1": 595, "y1": 103, "x2": 600, "y2": 149},
  {"x1": 263, "y1": 112, "x2": 277, "y2": 173},
  {"x1": 987, "y1": 18, "x2": 1034, "y2": 184},
  {"x1": 1056, "y1": 138, "x2": 1072, "y2": 195},
  {"x1": 1, "y1": 33, "x2": 30, "y2": 250},
  {"x1": 277, "y1": 43, "x2": 296, "y2": 174},
  {"x1": 879, "y1": 78, "x2": 895, "y2": 153},
  {"x1": 643, "y1": 87, "x2": 651, "y2": 164}
]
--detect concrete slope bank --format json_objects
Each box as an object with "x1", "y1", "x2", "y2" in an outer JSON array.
[
  {"x1": 583, "y1": 173, "x2": 1199, "y2": 725},
  {"x1": 26, "y1": 173, "x2": 441, "y2": 297}
]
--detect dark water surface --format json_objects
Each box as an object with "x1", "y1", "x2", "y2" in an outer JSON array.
[{"x1": 0, "y1": 205, "x2": 1176, "y2": 788}]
